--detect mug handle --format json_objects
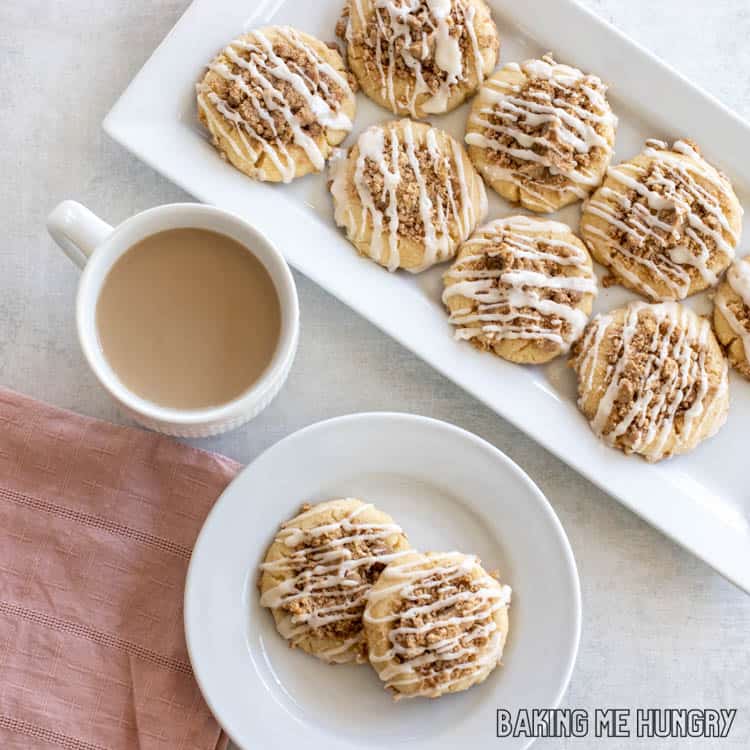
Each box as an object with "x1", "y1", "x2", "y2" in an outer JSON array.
[{"x1": 47, "y1": 200, "x2": 114, "y2": 270}]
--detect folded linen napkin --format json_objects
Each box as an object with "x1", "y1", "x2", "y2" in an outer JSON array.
[{"x1": 0, "y1": 387, "x2": 240, "y2": 750}]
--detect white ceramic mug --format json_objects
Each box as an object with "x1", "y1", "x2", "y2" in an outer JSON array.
[{"x1": 47, "y1": 200, "x2": 299, "y2": 437}]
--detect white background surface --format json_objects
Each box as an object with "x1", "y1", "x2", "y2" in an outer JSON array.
[{"x1": 2, "y1": 1, "x2": 749, "y2": 748}]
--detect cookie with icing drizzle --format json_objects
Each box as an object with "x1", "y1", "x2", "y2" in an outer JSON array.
[
  {"x1": 364, "y1": 551, "x2": 511, "y2": 699},
  {"x1": 713, "y1": 257, "x2": 750, "y2": 380},
  {"x1": 570, "y1": 301, "x2": 729, "y2": 462},
  {"x1": 581, "y1": 139, "x2": 743, "y2": 301},
  {"x1": 338, "y1": 0, "x2": 499, "y2": 117},
  {"x1": 465, "y1": 56, "x2": 617, "y2": 213},
  {"x1": 443, "y1": 216, "x2": 598, "y2": 364},
  {"x1": 329, "y1": 119, "x2": 487, "y2": 272},
  {"x1": 196, "y1": 26, "x2": 356, "y2": 183},
  {"x1": 259, "y1": 498, "x2": 411, "y2": 664}
]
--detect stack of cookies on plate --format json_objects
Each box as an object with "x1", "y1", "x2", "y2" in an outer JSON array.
[
  {"x1": 195, "y1": 0, "x2": 749, "y2": 463},
  {"x1": 259, "y1": 498, "x2": 512, "y2": 700}
]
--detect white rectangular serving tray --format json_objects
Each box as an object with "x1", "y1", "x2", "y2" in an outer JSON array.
[{"x1": 104, "y1": 0, "x2": 750, "y2": 592}]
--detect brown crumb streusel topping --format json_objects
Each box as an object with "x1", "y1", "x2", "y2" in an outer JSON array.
[
  {"x1": 335, "y1": 6, "x2": 350, "y2": 40},
  {"x1": 206, "y1": 33, "x2": 348, "y2": 145},
  {"x1": 718, "y1": 283, "x2": 750, "y2": 377},
  {"x1": 598, "y1": 311, "x2": 710, "y2": 448},
  {"x1": 482, "y1": 59, "x2": 608, "y2": 183},
  {"x1": 604, "y1": 145, "x2": 725, "y2": 277},
  {"x1": 361, "y1": 132, "x2": 461, "y2": 242},
  {"x1": 390, "y1": 572, "x2": 493, "y2": 689},
  {"x1": 343, "y1": 0, "x2": 494, "y2": 105},
  {"x1": 462, "y1": 236, "x2": 585, "y2": 351},
  {"x1": 268, "y1": 504, "x2": 393, "y2": 649},
  {"x1": 718, "y1": 288, "x2": 750, "y2": 378},
  {"x1": 723, "y1": 292, "x2": 750, "y2": 333}
]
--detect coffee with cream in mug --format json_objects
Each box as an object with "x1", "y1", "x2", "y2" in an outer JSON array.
[{"x1": 96, "y1": 228, "x2": 281, "y2": 409}]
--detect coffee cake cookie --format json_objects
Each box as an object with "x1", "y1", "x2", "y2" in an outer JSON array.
[
  {"x1": 713, "y1": 257, "x2": 750, "y2": 379},
  {"x1": 465, "y1": 56, "x2": 617, "y2": 212},
  {"x1": 259, "y1": 498, "x2": 411, "y2": 664},
  {"x1": 364, "y1": 551, "x2": 511, "y2": 699},
  {"x1": 443, "y1": 216, "x2": 597, "y2": 364},
  {"x1": 338, "y1": 0, "x2": 499, "y2": 117},
  {"x1": 570, "y1": 301, "x2": 729, "y2": 462},
  {"x1": 581, "y1": 139, "x2": 742, "y2": 300},
  {"x1": 197, "y1": 26, "x2": 356, "y2": 183},
  {"x1": 330, "y1": 119, "x2": 487, "y2": 271}
]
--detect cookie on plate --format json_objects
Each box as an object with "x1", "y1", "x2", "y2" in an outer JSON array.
[
  {"x1": 329, "y1": 119, "x2": 487, "y2": 272},
  {"x1": 443, "y1": 216, "x2": 597, "y2": 364},
  {"x1": 259, "y1": 498, "x2": 411, "y2": 664},
  {"x1": 581, "y1": 139, "x2": 742, "y2": 301},
  {"x1": 465, "y1": 56, "x2": 617, "y2": 212},
  {"x1": 338, "y1": 0, "x2": 499, "y2": 117},
  {"x1": 570, "y1": 301, "x2": 729, "y2": 462},
  {"x1": 713, "y1": 257, "x2": 750, "y2": 379},
  {"x1": 364, "y1": 551, "x2": 511, "y2": 699},
  {"x1": 196, "y1": 26, "x2": 356, "y2": 183}
]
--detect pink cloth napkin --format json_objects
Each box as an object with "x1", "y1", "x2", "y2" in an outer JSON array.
[{"x1": 0, "y1": 387, "x2": 240, "y2": 750}]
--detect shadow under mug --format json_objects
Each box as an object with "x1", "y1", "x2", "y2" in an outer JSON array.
[{"x1": 47, "y1": 200, "x2": 299, "y2": 437}]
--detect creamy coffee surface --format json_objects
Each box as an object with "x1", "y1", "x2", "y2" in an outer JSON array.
[{"x1": 96, "y1": 228, "x2": 281, "y2": 409}]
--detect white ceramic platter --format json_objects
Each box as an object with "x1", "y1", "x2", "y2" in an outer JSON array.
[
  {"x1": 184, "y1": 413, "x2": 581, "y2": 750},
  {"x1": 104, "y1": 0, "x2": 750, "y2": 592}
]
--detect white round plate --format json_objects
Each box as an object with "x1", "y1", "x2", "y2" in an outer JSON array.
[{"x1": 185, "y1": 413, "x2": 581, "y2": 750}]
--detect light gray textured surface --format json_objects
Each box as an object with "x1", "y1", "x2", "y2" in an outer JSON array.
[{"x1": 2, "y1": 1, "x2": 749, "y2": 748}]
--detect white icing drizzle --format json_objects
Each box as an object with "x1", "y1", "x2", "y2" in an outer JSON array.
[
  {"x1": 727, "y1": 258, "x2": 750, "y2": 305},
  {"x1": 583, "y1": 140, "x2": 741, "y2": 299},
  {"x1": 348, "y1": 0, "x2": 485, "y2": 116},
  {"x1": 574, "y1": 302, "x2": 728, "y2": 461},
  {"x1": 465, "y1": 56, "x2": 616, "y2": 211},
  {"x1": 260, "y1": 500, "x2": 410, "y2": 662},
  {"x1": 196, "y1": 26, "x2": 353, "y2": 182},
  {"x1": 715, "y1": 258, "x2": 750, "y2": 363},
  {"x1": 330, "y1": 121, "x2": 487, "y2": 272},
  {"x1": 443, "y1": 216, "x2": 597, "y2": 351},
  {"x1": 365, "y1": 552, "x2": 511, "y2": 699}
]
